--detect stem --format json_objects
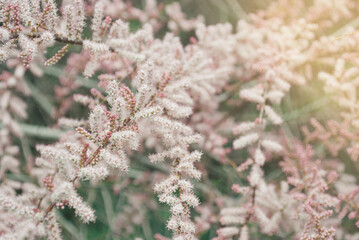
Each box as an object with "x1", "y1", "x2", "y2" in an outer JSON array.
[
  {"x1": 243, "y1": 186, "x2": 256, "y2": 226},
  {"x1": 174, "y1": 158, "x2": 188, "y2": 235},
  {"x1": 10, "y1": 33, "x2": 116, "y2": 52},
  {"x1": 11, "y1": 33, "x2": 82, "y2": 46}
]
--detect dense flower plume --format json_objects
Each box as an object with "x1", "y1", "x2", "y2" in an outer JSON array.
[{"x1": 1, "y1": 0, "x2": 359, "y2": 239}]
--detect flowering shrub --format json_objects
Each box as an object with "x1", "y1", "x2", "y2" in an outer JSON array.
[{"x1": 1, "y1": 0, "x2": 359, "y2": 239}]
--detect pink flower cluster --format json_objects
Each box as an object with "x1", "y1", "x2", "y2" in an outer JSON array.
[{"x1": 1, "y1": 0, "x2": 359, "y2": 239}]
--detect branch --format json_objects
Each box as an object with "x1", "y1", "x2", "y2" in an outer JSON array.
[{"x1": 10, "y1": 33, "x2": 116, "y2": 52}]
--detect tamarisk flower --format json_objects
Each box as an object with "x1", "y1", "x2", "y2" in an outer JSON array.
[
  {"x1": 281, "y1": 140, "x2": 340, "y2": 239},
  {"x1": 302, "y1": 118, "x2": 356, "y2": 157},
  {"x1": 234, "y1": 79, "x2": 283, "y2": 166},
  {"x1": 165, "y1": 2, "x2": 204, "y2": 34},
  {"x1": 24, "y1": 20, "x2": 227, "y2": 235},
  {"x1": 215, "y1": 5, "x2": 323, "y2": 238},
  {"x1": 83, "y1": 40, "x2": 109, "y2": 77},
  {"x1": 51, "y1": 182, "x2": 95, "y2": 223},
  {"x1": 0, "y1": 0, "x2": 60, "y2": 66},
  {"x1": 0, "y1": 68, "x2": 30, "y2": 182},
  {"x1": 63, "y1": 0, "x2": 85, "y2": 41},
  {"x1": 91, "y1": 1, "x2": 104, "y2": 42},
  {"x1": 303, "y1": 59, "x2": 359, "y2": 161},
  {"x1": 0, "y1": 182, "x2": 48, "y2": 239},
  {"x1": 45, "y1": 211, "x2": 62, "y2": 240},
  {"x1": 148, "y1": 116, "x2": 203, "y2": 240},
  {"x1": 3, "y1": 0, "x2": 359, "y2": 239},
  {"x1": 152, "y1": 147, "x2": 201, "y2": 239},
  {"x1": 44, "y1": 44, "x2": 70, "y2": 66}
]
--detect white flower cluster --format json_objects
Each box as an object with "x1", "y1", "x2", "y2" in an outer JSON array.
[
  {"x1": 51, "y1": 182, "x2": 95, "y2": 223},
  {"x1": 5, "y1": 0, "x2": 359, "y2": 239},
  {"x1": 234, "y1": 76, "x2": 284, "y2": 166}
]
